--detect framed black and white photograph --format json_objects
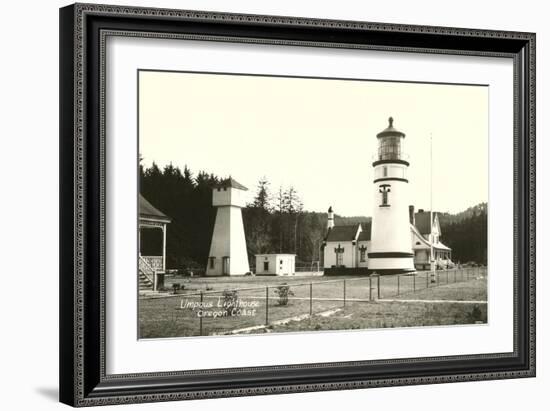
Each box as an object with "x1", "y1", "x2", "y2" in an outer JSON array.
[
  {"x1": 59, "y1": 3, "x2": 535, "y2": 407},
  {"x1": 136, "y1": 70, "x2": 489, "y2": 339}
]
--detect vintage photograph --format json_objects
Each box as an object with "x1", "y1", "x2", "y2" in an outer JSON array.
[{"x1": 137, "y1": 70, "x2": 488, "y2": 339}]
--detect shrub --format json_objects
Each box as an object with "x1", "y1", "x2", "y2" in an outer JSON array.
[
  {"x1": 468, "y1": 304, "x2": 483, "y2": 322},
  {"x1": 222, "y1": 290, "x2": 239, "y2": 316},
  {"x1": 273, "y1": 284, "x2": 294, "y2": 306}
]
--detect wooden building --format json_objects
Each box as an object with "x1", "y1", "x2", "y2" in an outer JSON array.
[{"x1": 138, "y1": 194, "x2": 171, "y2": 290}]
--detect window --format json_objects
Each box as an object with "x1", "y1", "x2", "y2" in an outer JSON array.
[
  {"x1": 263, "y1": 261, "x2": 269, "y2": 271},
  {"x1": 379, "y1": 184, "x2": 391, "y2": 206},
  {"x1": 383, "y1": 166, "x2": 388, "y2": 177},
  {"x1": 378, "y1": 136, "x2": 402, "y2": 160},
  {"x1": 335, "y1": 245, "x2": 345, "y2": 267},
  {"x1": 209, "y1": 257, "x2": 215, "y2": 269},
  {"x1": 359, "y1": 246, "x2": 367, "y2": 262}
]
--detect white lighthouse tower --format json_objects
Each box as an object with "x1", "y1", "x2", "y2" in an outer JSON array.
[
  {"x1": 327, "y1": 206, "x2": 335, "y2": 231},
  {"x1": 206, "y1": 178, "x2": 250, "y2": 276},
  {"x1": 368, "y1": 117, "x2": 415, "y2": 274}
]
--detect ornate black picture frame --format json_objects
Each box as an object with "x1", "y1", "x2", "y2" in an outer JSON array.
[{"x1": 59, "y1": 3, "x2": 535, "y2": 407}]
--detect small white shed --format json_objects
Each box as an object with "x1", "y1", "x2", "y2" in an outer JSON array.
[{"x1": 255, "y1": 254, "x2": 296, "y2": 276}]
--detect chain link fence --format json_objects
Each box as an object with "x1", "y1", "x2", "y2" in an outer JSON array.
[{"x1": 139, "y1": 266, "x2": 487, "y2": 338}]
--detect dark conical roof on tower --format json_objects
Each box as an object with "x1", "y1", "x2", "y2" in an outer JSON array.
[
  {"x1": 216, "y1": 177, "x2": 248, "y2": 191},
  {"x1": 377, "y1": 116, "x2": 406, "y2": 138}
]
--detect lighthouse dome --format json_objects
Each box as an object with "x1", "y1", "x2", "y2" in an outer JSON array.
[{"x1": 377, "y1": 117, "x2": 405, "y2": 138}]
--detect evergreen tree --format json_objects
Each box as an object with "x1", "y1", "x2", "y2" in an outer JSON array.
[{"x1": 252, "y1": 177, "x2": 271, "y2": 211}]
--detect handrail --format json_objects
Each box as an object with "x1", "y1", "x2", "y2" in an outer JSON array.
[{"x1": 139, "y1": 256, "x2": 155, "y2": 283}]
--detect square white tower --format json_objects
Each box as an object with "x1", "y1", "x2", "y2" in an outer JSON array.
[{"x1": 206, "y1": 178, "x2": 250, "y2": 276}]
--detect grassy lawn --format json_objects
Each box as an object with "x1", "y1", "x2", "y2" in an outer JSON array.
[
  {"x1": 159, "y1": 271, "x2": 484, "y2": 302},
  {"x1": 162, "y1": 274, "x2": 367, "y2": 295},
  {"x1": 259, "y1": 300, "x2": 487, "y2": 334},
  {"x1": 139, "y1": 270, "x2": 487, "y2": 338},
  {"x1": 139, "y1": 293, "x2": 342, "y2": 338},
  {"x1": 392, "y1": 278, "x2": 487, "y2": 301}
]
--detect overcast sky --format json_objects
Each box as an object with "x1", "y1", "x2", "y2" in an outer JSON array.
[{"x1": 139, "y1": 70, "x2": 488, "y2": 216}]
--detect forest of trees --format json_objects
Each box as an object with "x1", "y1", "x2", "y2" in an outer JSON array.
[
  {"x1": 437, "y1": 203, "x2": 488, "y2": 265},
  {"x1": 139, "y1": 162, "x2": 218, "y2": 269},
  {"x1": 140, "y1": 162, "x2": 488, "y2": 271}
]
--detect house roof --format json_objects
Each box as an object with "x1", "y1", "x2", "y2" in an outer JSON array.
[
  {"x1": 415, "y1": 211, "x2": 442, "y2": 236},
  {"x1": 377, "y1": 117, "x2": 405, "y2": 138},
  {"x1": 411, "y1": 223, "x2": 450, "y2": 251},
  {"x1": 414, "y1": 211, "x2": 432, "y2": 235},
  {"x1": 433, "y1": 241, "x2": 451, "y2": 251},
  {"x1": 139, "y1": 194, "x2": 171, "y2": 223},
  {"x1": 358, "y1": 224, "x2": 371, "y2": 241},
  {"x1": 255, "y1": 254, "x2": 296, "y2": 257},
  {"x1": 325, "y1": 224, "x2": 361, "y2": 242},
  {"x1": 216, "y1": 177, "x2": 248, "y2": 191}
]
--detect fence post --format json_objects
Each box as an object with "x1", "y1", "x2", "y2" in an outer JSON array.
[
  {"x1": 377, "y1": 275, "x2": 381, "y2": 300},
  {"x1": 265, "y1": 287, "x2": 269, "y2": 326},
  {"x1": 426, "y1": 272, "x2": 429, "y2": 289},
  {"x1": 437, "y1": 271, "x2": 440, "y2": 287},
  {"x1": 199, "y1": 291, "x2": 204, "y2": 336},
  {"x1": 343, "y1": 280, "x2": 346, "y2": 308},
  {"x1": 446, "y1": 270, "x2": 449, "y2": 284},
  {"x1": 397, "y1": 275, "x2": 400, "y2": 296},
  {"x1": 454, "y1": 270, "x2": 457, "y2": 283},
  {"x1": 369, "y1": 276, "x2": 373, "y2": 301},
  {"x1": 413, "y1": 273, "x2": 416, "y2": 292},
  {"x1": 309, "y1": 283, "x2": 313, "y2": 316}
]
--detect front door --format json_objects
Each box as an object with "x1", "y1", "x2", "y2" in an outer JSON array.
[{"x1": 222, "y1": 257, "x2": 230, "y2": 275}]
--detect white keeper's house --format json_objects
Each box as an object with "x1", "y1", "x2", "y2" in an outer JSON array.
[{"x1": 322, "y1": 117, "x2": 453, "y2": 275}]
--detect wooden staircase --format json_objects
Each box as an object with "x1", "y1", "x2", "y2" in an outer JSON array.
[
  {"x1": 139, "y1": 256, "x2": 155, "y2": 291},
  {"x1": 139, "y1": 270, "x2": 154, "y2": 290}
]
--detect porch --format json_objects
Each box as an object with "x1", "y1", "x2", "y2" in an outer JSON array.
[{"x1": 139, "y1": 194, "x2": 171, "y2": 291}]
